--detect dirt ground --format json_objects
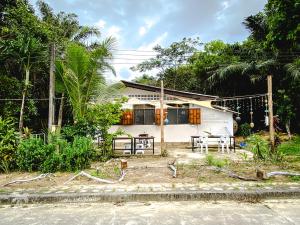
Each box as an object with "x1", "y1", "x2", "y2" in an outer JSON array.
[{"x1": 0, "y1": 148, "x2": 299, "y2": 191}]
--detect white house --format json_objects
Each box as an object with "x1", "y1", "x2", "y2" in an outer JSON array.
[{"x1": 110, "y1": 81, "x2": 235, "y2": 143}]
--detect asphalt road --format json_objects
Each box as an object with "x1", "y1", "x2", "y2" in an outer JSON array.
[{"x1": 0, "y1": 200, "x2": 299, "y2": 225}]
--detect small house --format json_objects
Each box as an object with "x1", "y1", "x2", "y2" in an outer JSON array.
[{"x1": 110, "y1": 80, "x2": 235, "y2": 144}]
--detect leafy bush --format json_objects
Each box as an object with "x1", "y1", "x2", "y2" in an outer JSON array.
[
  {"x1": 205, "y1": 155, "x2": 228, "y2": 168},
  {"x1": 86, "y1": 101, "x2": 123, "y2": 156},
  {"x1": 16, "y1": 138, "x2": 54, "y2": 172},
  {"x1": 0, "y1": 117, "x2": 19, "y2": 172},
  {"x1": 41, "y1": 150, "x2": 61, "y2": 173},
  {"x1": 62, "y1": 100, "x2": 124, "y2": 158},
  {"x1": 246, "y1": 134, "x2": 270, "y2": 161},
  {"x1": 16, "y1": 135, "x2": 95, "y2": 172},
  {"x1": 62, "y1": 120, "x2": 97, "y2": 142},
  {"x1": 237, "y1": 123, "x2": 251, "y2": 138},
  {"x1": 59, "y1": 136, "x2": 95, "y2": 171}
]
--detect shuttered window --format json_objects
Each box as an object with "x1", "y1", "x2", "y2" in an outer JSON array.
[
  {"x1": 121, "y1": 110, "x2": 133, "y2": 125},
  {"x1": 188, "y1": 108, "x2": 201, "y2": 124}
]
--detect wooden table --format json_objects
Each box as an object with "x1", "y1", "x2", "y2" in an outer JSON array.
[
  {"x1": 191, "y1": 135, "x2": 235, "y2": 152},
  {"x1": 112, "y1": 137, "x2": 155, "y2": 155}
]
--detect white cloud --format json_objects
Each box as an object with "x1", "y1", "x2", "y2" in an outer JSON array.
[
  {"x1": 107, "y1": 25, "x2": 122, "y2": 40},
  {"x1": 138, "y1": 32, "x2": 168, "y2": 50},
  {"x1": 138, "y1": 18, "x2": 158, "y2": 36},
  {"x1": 222, "y1": 1, "x2": 230, "y2": 10},
  {"x1": 139, "y1": 26, "x2": 147, "y2": 36},
  {"x1": 95, "y1": 19, "x2": 106, "y2": 29}
]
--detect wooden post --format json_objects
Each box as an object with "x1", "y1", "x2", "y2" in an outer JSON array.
[
  {"x1": 48, "y1": 43, "x2": 55, "y2": 135},
  {"x1": 160, "y1": 80, "x2": 165, "y2": 153},
  {"x1": 267, "y1": 75, "x2": 275, "y2": 151}
]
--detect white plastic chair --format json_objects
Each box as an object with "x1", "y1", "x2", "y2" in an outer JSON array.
[
  {"x1": 123, "y1": 143, "x2": 132, "y2": 155},
  {"x1": 196, "y1": 136, "x2": 209, "y2": 154},
  {"x1": 218, "y1": 136, "x2": 230, "y2": 153},
  {"x1": 135, "y1": 143, "x2": 145, "y2": 155}
]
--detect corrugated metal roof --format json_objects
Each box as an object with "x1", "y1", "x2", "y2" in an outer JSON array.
[{"x1": 121, "y1": 80, "x2": 218, "y2": 101}]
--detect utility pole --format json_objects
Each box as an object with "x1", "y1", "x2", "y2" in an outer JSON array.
[
  {"x1": 267, "y1": 75, "x2": 275, "y2": 151},
  {"x1": 48, "y1": 43, "x2": 55, "y2": 135},
  {"x1": 160, "y1": 80, "x2": 165, "y2": 154}
]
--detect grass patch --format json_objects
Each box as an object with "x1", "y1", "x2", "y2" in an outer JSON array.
[
  {"x1": 0, "y1": 189, "x2": 7, "y2": 193},
  {"x1": 205, "y1": 155, "x2": 229, "y2": 168},
  {"x1": 90, "y1": 169, "x2": 110, "y2": 179},
  {"x1": 278, "y1": 136, "x2": 300, "y2": 156},
  {"x1": 289, "y1": 176, "x2": 300, "y2": 182}
]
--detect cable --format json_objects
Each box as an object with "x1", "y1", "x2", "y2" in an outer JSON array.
[
  {"x1": 0, "y1": 97, "x2": 64, "y2": 101},
  {"x1": 212, "y1": 93, "x2": 268, "y2": 102}
]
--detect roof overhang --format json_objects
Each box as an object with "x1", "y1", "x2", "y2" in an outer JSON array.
[{"x1": 121, "y1": 80, "x2": 218, "y2": 101}]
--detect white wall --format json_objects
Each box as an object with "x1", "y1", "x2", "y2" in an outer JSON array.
[{"x1": 110, "y1": 106, "x2": 233, "y2": 143}]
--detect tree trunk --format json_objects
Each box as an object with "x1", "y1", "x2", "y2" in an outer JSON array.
[
  {"x1": 19, "y1": 89, "x2": 26, "y2": 135},
  {"x1": 19, "y1": 68, "x2": 30, "y2": 135},
  {"x1": 285, "y1": 120, "x2": 291, "y2": 140},
  {"x1": 57, "y1": 93, "x2": 64, "y2": 132}
]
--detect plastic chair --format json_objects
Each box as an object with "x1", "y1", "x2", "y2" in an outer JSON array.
[
  {"x1": 123, "y1": 143, "x2": 132, "y2": 155},
  {"x1": 135, "y1": 143, "x2": 145, "y2": 155},
  {"x1": 218, "y1": 136, "x2": 230, "y2": 153},
  {"x1": 196, "y1": 136, "x2": 209, "y2": 154}
]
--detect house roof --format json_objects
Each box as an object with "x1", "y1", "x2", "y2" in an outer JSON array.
[{"x1": 121, "y1": 80, "x2": 218, "y2": 101}]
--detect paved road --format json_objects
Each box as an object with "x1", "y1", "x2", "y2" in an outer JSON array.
[{"x1": 0, "y1": 200, "x2": 299, "y2": 225}]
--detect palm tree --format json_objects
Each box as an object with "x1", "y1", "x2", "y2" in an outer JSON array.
[
  {"x1": 37, "y1": 0, "x2": 104, "y2": 128},
  {"x1": 55, "y1": 38, "x2": 116, "y2": 122},
  {"x1": 0, "y1": 34, "x2": 47, "y2": 134}
]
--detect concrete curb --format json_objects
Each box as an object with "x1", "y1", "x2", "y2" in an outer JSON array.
[{"x1": 1, "y1": 189, "x2": 300, "y2": 204}]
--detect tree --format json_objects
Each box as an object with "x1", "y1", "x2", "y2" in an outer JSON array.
[
  {"x1": 55, "y1": 39, "x2": 116, "y2": 122},
  {"x1": 131, "y1": 37, "x2": 201, "y2": 89},
  {"x1": 0, "y1": 0, "x2": 51, "y2": 132},
  {"x1": 264, "y1": 0, "x2": 300, "y2": 51},
  {"x1": 0, "y1": 34, "x2": 47, "y2": 134},
  {"x1": 133, "y1": 74, "x2": 158, "y2": 86}
]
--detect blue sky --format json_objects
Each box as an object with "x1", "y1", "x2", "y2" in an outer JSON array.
[{"x1": 28, "y1": 0, "x2": 267, "y2": 81}]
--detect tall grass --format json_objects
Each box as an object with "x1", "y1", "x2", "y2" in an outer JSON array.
[{"x1": 278, "y1": 136, "x2": 300, "y2": 156}]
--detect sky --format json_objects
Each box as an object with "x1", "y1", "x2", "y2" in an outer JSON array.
[{"x1": 28, "y1": 0, "x2": 267, "y2": 82}]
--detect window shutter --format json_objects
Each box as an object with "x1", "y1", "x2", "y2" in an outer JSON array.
[
  {"x1": 155, "y1": 109, "x2": 167, "y2": 125},
  {"x1": 189, "y1": 108, "x2": 201, "y2": 124},
  {"x1": 121, "y1": 110, "x2": 133, "y2": 125}
]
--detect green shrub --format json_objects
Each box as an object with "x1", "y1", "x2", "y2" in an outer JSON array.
[
  {"x1": 62, "y1": 120, "x2": 97, "y2": 142},
  {"x1": 41, "y1": 149, "x2": 61, "y2": 173},
  {"x1": 59, "y1": 136, "x2": 95, "y2": 172},
  {"x1": 246, "y1": 134, "x2": 270, "y2": 161},
  {"x1": 237, "y1": 123, "x2": 251, "y2": 138},
  {"x1": 16, "y1": 136, "x2": 95, "y2": 172},
  {"x1": 16, "y1": 138, "x2": 54, "y2": 172},
  {"x1": 205, "y1": 155, "x2": 228, "y2": 168},
  {"x1": 0, "y1": 117, "x2": 19, "y2": 172}
]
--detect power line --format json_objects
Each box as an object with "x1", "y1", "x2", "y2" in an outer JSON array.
[
  {"x1": 0, "y1": 97, "x2": 64, "y2": 101},
  {"x1": 212, "y1": 93, "x2": 268, "y2": 101}
]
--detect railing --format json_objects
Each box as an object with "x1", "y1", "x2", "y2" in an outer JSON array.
[{"x1": 32, "y1": 133, "x2": 46, "y2": 144}]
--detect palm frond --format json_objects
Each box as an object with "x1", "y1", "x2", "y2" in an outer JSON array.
[
  {"x1": 37, "y1": 0, "x2": 55, "y2": 22},
  {"x1": 285, "y1": 58, "x2": 300, "y2": 80},
  {"x1": 55, "y1": 42, "x2": 115, "y2": 120},
  {"x1": 73, "y1": 26, "x2": 100, "y2": 42}
]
